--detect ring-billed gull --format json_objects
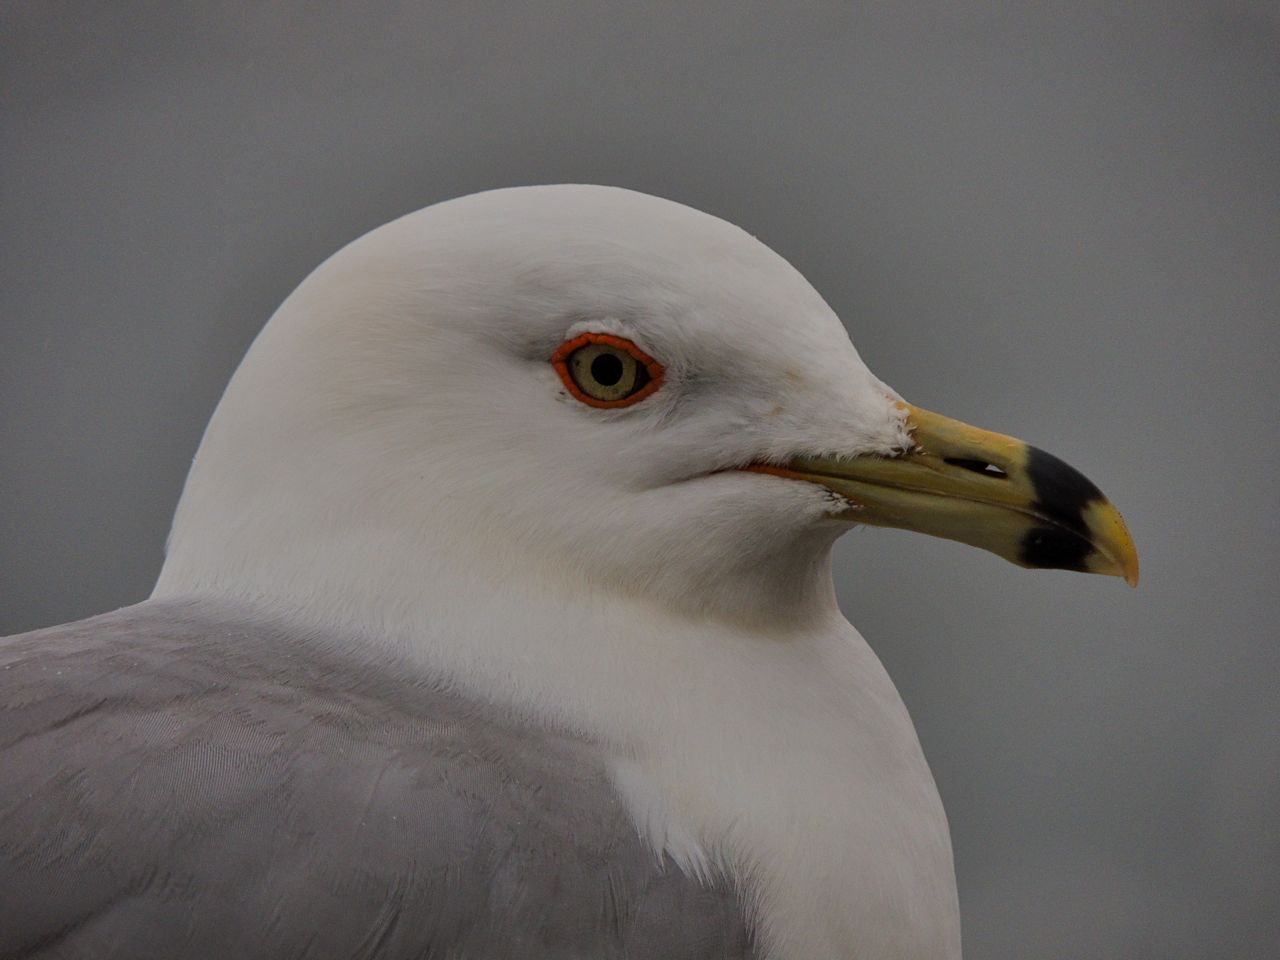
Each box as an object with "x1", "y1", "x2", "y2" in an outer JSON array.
[{"x1": 0, "y1": 185, "x2": 1136, "y2": 959}]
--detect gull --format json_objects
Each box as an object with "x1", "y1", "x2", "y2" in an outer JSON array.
[{"x1": 0, "y1": 185, "x2": 1137, "y2": 960}]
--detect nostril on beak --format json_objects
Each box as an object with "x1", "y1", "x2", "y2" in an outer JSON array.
[{"x1": 944, "y1": 457, "x2": 1009, "y2": 479}]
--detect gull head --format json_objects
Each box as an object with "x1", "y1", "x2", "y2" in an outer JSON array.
[{"x1": 156, "y1": 185, "x2": 1136, "y2": 626}]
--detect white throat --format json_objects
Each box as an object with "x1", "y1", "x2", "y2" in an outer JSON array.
[{"x1": 158, "y1": 512, "x2": 960, "y2": 960}]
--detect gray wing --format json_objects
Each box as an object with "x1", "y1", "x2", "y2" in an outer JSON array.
[{"x1": 0, "y1": 600, "x2": 756, "y2": 960}]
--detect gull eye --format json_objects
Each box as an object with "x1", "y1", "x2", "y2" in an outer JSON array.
[{"x1": 550, "y1": 333, "x2": 665, "y2": 408}]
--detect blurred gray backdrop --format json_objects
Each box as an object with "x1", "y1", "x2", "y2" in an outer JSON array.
[{"x1": 3, "y1": 3, "x2": 1277, "y2": 957}]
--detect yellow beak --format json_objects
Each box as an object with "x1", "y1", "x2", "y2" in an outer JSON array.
[{"x1": 751, "y1": 403, "x2": 1139, "y2": 585}]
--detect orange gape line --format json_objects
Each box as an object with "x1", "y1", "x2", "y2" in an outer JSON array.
[
  {"x1": 550, "y1": 332, "x2": 666, "y2": 408},
  {"x1": 741, "y1": 463, "x2": 809, "y2": 481}
]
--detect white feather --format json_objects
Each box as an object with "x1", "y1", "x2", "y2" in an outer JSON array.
[{"x1": 155, "y1": 185, "x2": 959, "y2": 960}]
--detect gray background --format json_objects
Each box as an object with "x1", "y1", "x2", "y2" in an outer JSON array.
[{"x1": 3, "y1": 3, "x2": 1277, "y2": 957}]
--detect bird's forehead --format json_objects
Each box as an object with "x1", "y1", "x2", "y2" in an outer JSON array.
[{"x1": 414, "y1": 188, "x2": 860, "y2": 369}]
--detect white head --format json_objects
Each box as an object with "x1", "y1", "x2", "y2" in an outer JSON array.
[
  {"x1": 156, "y1": 185, "x2": 914, "y2": 628},
  {"x1": 152, "y1": 185, "x2": 1136, "y2": 960}
]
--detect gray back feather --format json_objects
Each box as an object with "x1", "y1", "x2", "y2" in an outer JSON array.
[{"x1": 0, "y1": 601, "x2": 756, "y2": 959}]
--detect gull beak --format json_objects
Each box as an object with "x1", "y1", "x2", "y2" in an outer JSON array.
[{"x1": 751, "y1": 403, "x2": 1139, "y2": 586}]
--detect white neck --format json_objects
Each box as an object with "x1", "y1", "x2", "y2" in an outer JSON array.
[
  {"x1": 157, "y1": 528, "x2": 960, "y2": 960},
  {"x1": 150, "y1": 183, "x2": 959, "y2": 957}
]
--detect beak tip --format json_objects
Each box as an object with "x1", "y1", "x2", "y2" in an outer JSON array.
[
  {"x1": 1113, "y1": 531, "x2": 1140, "y2": 588},
  {"x1": 1081, "y1": 499, "x2": 1139, "y2": 589},
  {"x1": 1122, "y1": 548, "x2": 1140, "y2": 588}
]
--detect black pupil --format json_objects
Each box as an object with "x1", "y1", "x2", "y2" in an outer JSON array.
[{"x1": 591, "y1": 352, "x2": 625, "y2": 387}]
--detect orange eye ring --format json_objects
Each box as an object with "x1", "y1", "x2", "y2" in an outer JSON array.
[{"x1": 550, "y1": 332, "x2": 666, "y2": 408}]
